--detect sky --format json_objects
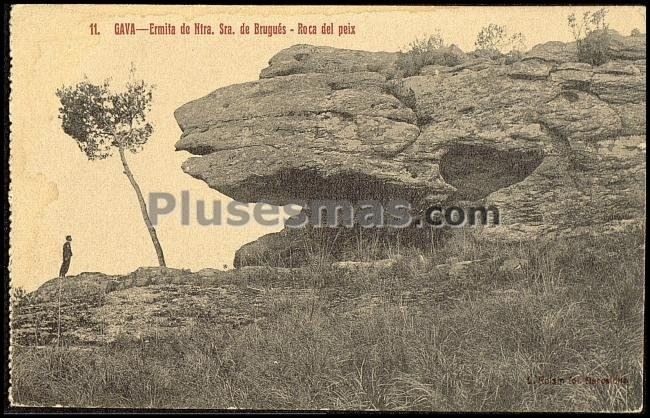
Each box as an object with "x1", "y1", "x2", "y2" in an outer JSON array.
[{"x1": 9, "y1": 5, "x2": 646, "y2": 290}]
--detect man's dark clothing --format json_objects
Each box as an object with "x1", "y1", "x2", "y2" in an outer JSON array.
[{"x1": 59, "y1": 241, "x2": 72, "y2": 277}]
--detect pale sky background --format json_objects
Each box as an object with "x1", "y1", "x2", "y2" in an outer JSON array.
[{"x1": 9, "y1": 5, "x2": 646, "y2": 291}]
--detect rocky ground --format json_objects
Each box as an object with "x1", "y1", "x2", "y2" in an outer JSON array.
[
  {"x1": 12, "y1": 254, "x2": 520, "y2": 347},
  {"x1": 10, "y1": 225, "x2": 645, "y2": 411}
]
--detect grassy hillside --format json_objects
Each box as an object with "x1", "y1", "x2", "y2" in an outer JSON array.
[{"x1": 10, "y1": 224, "x2": 644, "y2": 411}]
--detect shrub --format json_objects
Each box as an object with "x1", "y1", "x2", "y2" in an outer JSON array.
[
  {"x1": 396, "y1": 32, "x2": 465, "y2": 77},
  {"x1": 568, "y1": 8, "x2": 613, "y2": 65},
  {"x1": 405, "y1": 32, "x2": 445, "y2": 55},
  {"x1": 474, "y1": 24, "x2": 526, "y2": 57}
]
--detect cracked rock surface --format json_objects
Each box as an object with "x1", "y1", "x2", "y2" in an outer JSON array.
[{"x1": 174, "y1": 34, "x2": 645, "y2": 241}]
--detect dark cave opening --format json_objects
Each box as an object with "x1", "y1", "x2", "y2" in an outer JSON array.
[
  {"x1": 439, "y1": 144, "x2": 544, "y2": 201},
  {"x1": 232, "y1": 145, "x2": 546, "y2": 268},
  {"x1": 237, "y1": 168, "x2": 428, "y2": 205}
]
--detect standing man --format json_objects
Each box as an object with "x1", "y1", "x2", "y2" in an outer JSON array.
[{"x1": 59, "y1": 235, "x2": 73, "y2": 278}]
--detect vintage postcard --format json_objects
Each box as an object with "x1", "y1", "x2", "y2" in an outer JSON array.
[{"x1": 6, "y1": 4, "x2": 646, "y2": 412}]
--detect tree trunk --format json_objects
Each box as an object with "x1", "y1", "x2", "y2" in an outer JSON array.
[
  {"x1": 57, "y1": 278, "x2": 62, "y2": 347},
  {"x1": 118, "y1": 146, "x2": 167, "y2": 267}
]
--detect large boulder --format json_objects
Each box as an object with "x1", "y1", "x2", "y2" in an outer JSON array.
[
  {"x1": 234, "y1": 228, "x2": 310, "y2": 268},
  {"x1": 523, "y1": 30, "x2": 646, "y2": 63},
  {"x1": 259, "y1": 44, "x2": 400, "y2": 79},
  {"x1": 175, "y1": 37, "x2": 646, "y2": 243}
]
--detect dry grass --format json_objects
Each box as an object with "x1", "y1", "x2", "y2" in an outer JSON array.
[{"x1": 11, "y1": 224, "x2": 644, "y2": 411}]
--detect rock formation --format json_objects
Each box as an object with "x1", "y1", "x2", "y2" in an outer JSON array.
[{"x1": 174, "y1": 32, "x2": 645, "y2": 263}]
